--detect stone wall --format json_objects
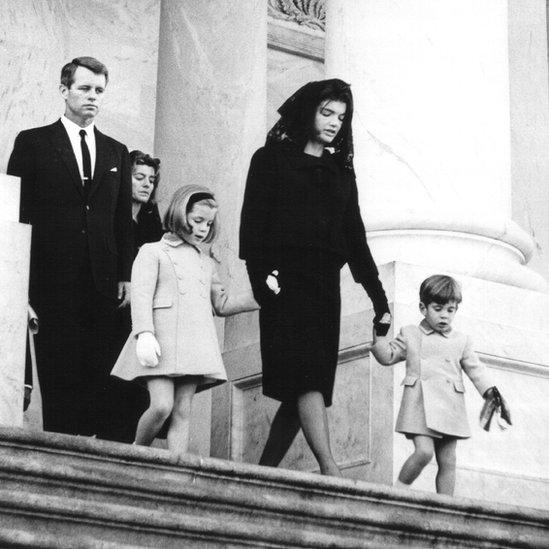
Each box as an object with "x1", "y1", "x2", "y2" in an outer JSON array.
[{"x1": 0, "y1": 0, "x2": 161, "y2": 172}]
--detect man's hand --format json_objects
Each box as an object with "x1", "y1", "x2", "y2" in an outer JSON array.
[{"x1": 118, "y1": 281, "x2": 131, "y2": 309}]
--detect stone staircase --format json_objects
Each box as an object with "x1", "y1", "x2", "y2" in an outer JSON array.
[{"x1": 0, "y1": 428, "x2": 547, "y2": 548}]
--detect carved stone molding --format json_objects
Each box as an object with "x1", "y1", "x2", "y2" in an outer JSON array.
[
  {"x1": 268, "y1": 0, "x2": 326, "y2": 32},
  {"x1": 267, "y1": 0, "x2": 325, "y2": 61}
]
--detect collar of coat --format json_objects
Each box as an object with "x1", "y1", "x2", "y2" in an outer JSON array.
[
  {"x1": 162, "y1": 233, "x2": 201, "y2": 253},
  {"x1": 419, "y1": 319, "x2": 452, "y2": 338}
]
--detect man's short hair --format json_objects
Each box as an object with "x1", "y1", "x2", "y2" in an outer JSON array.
[
  {"x1": 60, "y1": 57, "x2": 109, "y2": 88},
  {"x1": 419, "y1": 274, "x2": 462, "y2": 306}
]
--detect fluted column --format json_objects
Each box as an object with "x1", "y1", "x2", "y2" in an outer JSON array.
[
  {"x1": 154, "y1": 0, "x2": 267, "y2": 456},
  {"x1": 325, "y1": 0, "x2": 547, "y2": 292},
  {"x1": 0, "y1": 174, "x2": 31, "y2": 427}
]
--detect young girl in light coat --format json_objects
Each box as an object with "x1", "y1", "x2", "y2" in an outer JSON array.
[
  {"x1": 112, "y1": 185, "x2": 258, "y2": 455},
  {"x1": 370, "y1": 275, "x2": 509, "y2": 495}
]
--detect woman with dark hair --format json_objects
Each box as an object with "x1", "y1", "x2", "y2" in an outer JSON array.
[
  {"x1": 128, "y1": 150, "x2": 164, "y2": 254},
  {"x1": 239, "y1": 79, "x2": 391, "y2": 476},
  {"x1": 108, "y1": 150, "x2": 164, "y2": 443}
]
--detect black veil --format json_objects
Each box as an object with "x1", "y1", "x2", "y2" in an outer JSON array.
[{"x1": 266, "y1": 78, "x2": 355, "y2": 176}]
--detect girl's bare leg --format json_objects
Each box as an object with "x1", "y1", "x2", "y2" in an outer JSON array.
[
  {"x1": 167, "y1": 376, "x2": 200, "y2": 456},
  {"x1": 134, "y1": 377, "x2": 174, "y2": 446},
  {"x1": 398, "y1": 435, "x2": 435, "y2": 485},
  {"x1": 259, "y1": 401, "x2": 301, "y2": 467},
  {"x1": 297, "y1": 391, "x2": 341, "y2": 477},
  {"x1": 434, "y1": 437, "x2": 457, "y2": 495}
]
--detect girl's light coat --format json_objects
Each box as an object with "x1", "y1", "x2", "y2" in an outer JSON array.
[
  {"x1": 371, "y1": 321, "x2": 493, "y2": 438},
  {"x1": 111, "y1": 234, "x2": 258, "y2": 389}
]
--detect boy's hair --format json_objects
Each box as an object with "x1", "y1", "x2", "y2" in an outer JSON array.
[
  {"x1": 164, "y1": 185, "x2": 218, "y2": 244},
  {"x1": 60, "y1": 57, "x2": 109, "y2": 88},
  {"x1": 130, "y1": 150, "x2": 160, "y2": 202},
  {"x1": 419, "y1": 275, "x2": 462, "y2": 305}
]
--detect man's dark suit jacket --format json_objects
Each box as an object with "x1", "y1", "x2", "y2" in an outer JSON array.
[
  {"x1": 8, "y1": 119, "x2": 133, "y2": 306},
  {"x1": 7, "y1": 119, "x2": 133, "y2": 437}
]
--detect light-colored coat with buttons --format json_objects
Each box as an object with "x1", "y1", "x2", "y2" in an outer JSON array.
[
  {"x1": 111, "y1": 234, "x2": 258, "y2": 390},
  {"x1": 371, "y1": 320, "x2": 493, "y2": 438}
]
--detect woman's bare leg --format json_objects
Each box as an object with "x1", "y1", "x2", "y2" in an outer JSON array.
[
  {"x1": 297, "y1": 391, "x2": 341, "y2": 477},
  {"x1": 434, "y1": 437, "x2": 457, "y2": 495},
  {"x1": 397, "y1": 435, "x2": 435, "y2": 485},
  {"x1": 134, "y1": 377, "x2": 174, "y2": 446},
  {"x1": 167, "y1": 376, "x2": 200, "y2": 456},
  {"x1": 259, "y1": 401, "x2": 301, "y2": 467}
]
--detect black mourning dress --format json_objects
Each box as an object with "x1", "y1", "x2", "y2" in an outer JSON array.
[{"x1": 240, "y1": 141, "x2": 387, "y2": 407}]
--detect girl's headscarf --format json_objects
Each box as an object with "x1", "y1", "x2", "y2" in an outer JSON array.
[{"x1": 266, "y1": 78, "x2": 355, "y2": 175}]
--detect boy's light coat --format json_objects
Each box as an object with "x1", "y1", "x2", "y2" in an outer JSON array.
[{"x1": 371, "y1": 321, "x2": 493, "y2": 438}]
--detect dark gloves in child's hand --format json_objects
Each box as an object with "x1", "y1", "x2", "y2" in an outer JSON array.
[
  {"x1": 373, "y1": 312, "x2": 392, "y2": 337},
  {"x1": 480, "y1": 386, "x2": 512, "y2": 431}
]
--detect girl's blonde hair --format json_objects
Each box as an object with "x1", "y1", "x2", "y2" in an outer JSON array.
[{"x1": 164, "y1": 185, "x2": 219, "y2": 244}]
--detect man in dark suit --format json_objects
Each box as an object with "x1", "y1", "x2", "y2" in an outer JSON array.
[{"x1": 8, "y1": 57, "x2": 133, "y2": 438}]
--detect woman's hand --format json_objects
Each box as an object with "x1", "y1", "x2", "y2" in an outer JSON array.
[
  {"x1": 373, "y1": 312, "x2": 392, "y2": 337},
  {"x1": 136, "y1": 332, "x2": 161, "y2": 367},
  {"x1": 266, "y1": 270, "x2": 281, "y2": 295}
]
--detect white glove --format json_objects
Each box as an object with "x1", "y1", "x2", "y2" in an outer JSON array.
[
  {"x1": 136, "y1": 332, "x2": 161, "y2": 367},
  {"x1": 266, "y1": 270, "x2": 281, "y2": 295}
]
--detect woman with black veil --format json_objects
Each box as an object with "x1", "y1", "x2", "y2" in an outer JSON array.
[{"x1": 239, "y1": 79, "x2": 391, "y2": 476}]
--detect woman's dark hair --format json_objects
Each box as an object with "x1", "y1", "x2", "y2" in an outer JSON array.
[
  {"x1": 267, "y1": 79, "x2": 355, "y2": 174},
  {"x1": 130, "y1": 150, "x2": 161, "y2": 202}
]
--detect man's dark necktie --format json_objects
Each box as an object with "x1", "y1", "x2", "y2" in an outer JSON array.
[{"x1": 79, "y1": 129, "x2": 92, "y2": 194}]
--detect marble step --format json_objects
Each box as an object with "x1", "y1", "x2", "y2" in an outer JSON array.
[{"x1": 0, "y1": 428, "x2": 547, "y2": 548}]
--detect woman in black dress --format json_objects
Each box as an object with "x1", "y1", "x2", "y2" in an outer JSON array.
[
  {"x1": 109, "y1": 150, "x2": 164, "y2": 442},
  {"x1": 239, "y1": 79, "x2": 391, "y2": 476}
]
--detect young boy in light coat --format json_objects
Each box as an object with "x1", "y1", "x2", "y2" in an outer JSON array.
[{"x1": 370, "y1": 274, "x2": 508, "y2": 495}]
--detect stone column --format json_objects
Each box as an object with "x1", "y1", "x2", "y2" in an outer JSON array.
[
  {"x1": 0, "y1": 174, "x2": 31, "y2": 427},
  {"x1": 326, "y1": 0, "x2": 546, "y2": 292},
  {"x1": 325, "y1": 0, "x2": 549, "y2": 508},
  {"x1": 154, "y1": 0, "x2": 267, "y2": 456}
]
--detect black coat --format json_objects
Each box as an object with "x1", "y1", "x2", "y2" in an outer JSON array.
[
  {"x1": 239, "y1": 142, "x2": 389, "y2": 406},
  {"x1": 239, "y1": 142, "x2": 386, "y2": 311}
]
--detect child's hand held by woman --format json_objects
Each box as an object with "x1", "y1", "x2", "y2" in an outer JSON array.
[{"x1": 136, "y1": 332, "x2": 161, "y2": 367}]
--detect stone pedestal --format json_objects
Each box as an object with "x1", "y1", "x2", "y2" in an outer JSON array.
[
  {"x1": 0, "y1": 428, "x2": 547, "y2": 547},
  {"x1": 0, "y1": 174, "x2": 31, "y2": 427},
  {"x1": 154, "y1": 0, "x2": 267, "y2": 456}
]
